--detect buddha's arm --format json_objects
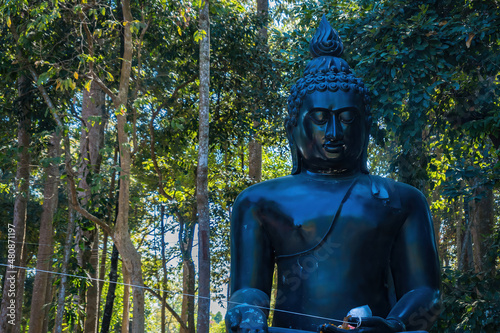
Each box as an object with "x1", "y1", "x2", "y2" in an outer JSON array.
[
  {"x1": 387, "y1": 188, "x2": 441, "y2": 331},
  {"x1": 226, "y1": 193, "x2": 275, "y2": 330}
]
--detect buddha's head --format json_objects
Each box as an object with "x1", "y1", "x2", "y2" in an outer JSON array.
[{"x1": 286, "y1": 15, "x2": 371, "y2": 175}]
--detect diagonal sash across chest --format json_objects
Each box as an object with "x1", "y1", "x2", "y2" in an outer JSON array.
[
  {"x1": 255, "y1": 175, "x2": 357, "y2": 258},
  {"x1": 258, "y1": 174, "x2": 402, "y2": 258}
]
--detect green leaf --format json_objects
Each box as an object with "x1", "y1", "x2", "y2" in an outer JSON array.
[
  {"x1": 85, "y1": 80, "x2": 92, "y2": 92},
  {"x1": 194, "y1": 29, "x2": 207, "y2": 43},
  {"x1": 37, "y1": 72, "x2": 50, "y2": 85}
]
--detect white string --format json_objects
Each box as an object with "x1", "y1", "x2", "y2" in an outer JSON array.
[{"x1": 0, "y1": 262, "x2": 349, "y2": 325}]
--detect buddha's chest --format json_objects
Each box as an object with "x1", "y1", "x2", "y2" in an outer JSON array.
[{"x1": 257, "y1": 179, "x2": 405, "y2": 257}]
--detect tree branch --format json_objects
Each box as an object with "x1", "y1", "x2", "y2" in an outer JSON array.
[
  {"x1": 66, "y1": 165, "x2": 113, "y2": 235},
  {"x1": 89, "y1": 73, "x2": 118, "y2": 105},
  {"x1": 144, "y1": 286, "x2": 189, "y2": 331}
]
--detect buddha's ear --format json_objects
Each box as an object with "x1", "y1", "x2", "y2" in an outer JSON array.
[{"x1": 287, "y1": 126, "x2": 301, "y2": 175}]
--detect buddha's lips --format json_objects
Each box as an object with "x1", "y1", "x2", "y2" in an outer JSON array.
[{"x1": 323, "y1": 142, "x2": 344, "y2": 153}]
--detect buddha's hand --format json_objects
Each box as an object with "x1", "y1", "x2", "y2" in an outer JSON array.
[
  {"x1": 354, "y1": 316, "x2": 406, "y2": 332},
  {"x1": 320, "y1": 317, "x2": 405, "y2": 333},
  {"x1": 225, "y1": 304, "x2": 268, "y2": 333}
]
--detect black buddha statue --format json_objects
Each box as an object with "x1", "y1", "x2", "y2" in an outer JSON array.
[{"x1": 225, "y1": 16, "x2": 441, "y2": 333}]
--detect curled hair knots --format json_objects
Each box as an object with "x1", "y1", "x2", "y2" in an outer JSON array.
[{"x1": 286, "y1": 73, "x2": 371, "y2": 129}]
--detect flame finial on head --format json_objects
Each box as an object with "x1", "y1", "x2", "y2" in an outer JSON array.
[{"x1": 310, "y1": 14, "x2": 344, "y2": 58}]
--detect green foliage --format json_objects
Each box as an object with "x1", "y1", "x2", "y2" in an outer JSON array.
[
  {"x1": 210, "y1": 7, "x2": 287, "y2": 148},
  {"x1": 432, "y1": 241, "x2": 500, "y2": 332}
]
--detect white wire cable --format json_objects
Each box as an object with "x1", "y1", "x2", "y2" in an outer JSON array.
[{"x1": 0, "y1": 262, "x2": 350, "y2": 325}]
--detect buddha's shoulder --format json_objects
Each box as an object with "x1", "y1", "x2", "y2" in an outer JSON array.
[
  {"x1": 233, "y1": 175, "x2": 302, "y2": 204},
  {"x1": 368, "y1": 175, "x2": 429, "y2": 208}
]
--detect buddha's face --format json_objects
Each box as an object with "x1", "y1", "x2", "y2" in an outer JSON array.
[{"x1": 292, "y1": 90, "x2": 369, "y2": 173}]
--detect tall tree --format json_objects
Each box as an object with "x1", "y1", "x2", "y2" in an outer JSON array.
[
  {"x1": 110, "y1": 1, "x2": 145, "y2": 330},
  {"x1": 28, "y1": 132, "x2": 60, "y2": 333},
  {"x1": 248, "y1": 0, "x2": 269, "y2": 183},
  {"x1": 78, "y1": 80, "x2": 106, "y2": 333},
  {"x1": 86, "y1": 0, "x2": 147, "y2": 330},
  {"x1": 196, "y1": 0, "x2": 211, "y2": 332},
  {"x1": 0, "y1": 74, "x2": 31, "y2": 333},
  {"x1": 60, "y1": 1, "x2": 147, "y2": 330}
]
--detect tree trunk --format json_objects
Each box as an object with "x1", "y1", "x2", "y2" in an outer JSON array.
[
  {"x1": 83, "y1": 230, "x2": 100, "y2": 333},
  {"x1": 42, "y1": 272, "x2": 55, "y2": 333},
  {"x1": 80, "y1": 80, "x2": 106, "y2": 178},
  {"x1": 180, "y1": 221, "x2": 196, "y2": 333},
  {"x1": 455, "y1": 197, "x2": 463, "y2": 268},
  {"x1": 0, "y1": 74, "x2": 31, "y2": 333},
  {"x1": 469, "y1": 183, "x2": 494, "y2": 273},
  {"x1": 28, "y1": 132, "x2": 60, "y2": 333},
  {"x1": 98, "y1": 149, "x2": 117, "y2": 326},
  {"x1": 121, "y1": 264, "x2": 130, "y2": 333},
  {"x1": 256, "y1": 0, "x2": 269, "y2": 40},
  {"x1": 111, "y1": 1, "x2": 146, "y2": 331},
  {"x1": 100, "y1": 245, "x2": 119, "y2": 333},
  {"x1": 80, "y1": 79, "x2": 106, "y2": 333},
  {"x1": 54, "y1": 207, "x2": 76, "y2": 333},
  {"x1": 13, "y1": 262, "x2": 26, "y2": 333},
  {"x1": 248, "y1": 140, "x2": 262, "y2": 182},
  {"x1": 113, "y1": 158, "x2": 144, "y2": 333},
  {"x1": 183, "y1": 257, "x2": 196, "y2": 333},
  {"x1": 197, "y1": 1, "x2": 211, "y2": 332},
  {"x1": 248, "y1": 0, "x2": 268, "y2": 184},
  {"x1": 458, "y1": 198, "x2": 474, "y2": 271}
]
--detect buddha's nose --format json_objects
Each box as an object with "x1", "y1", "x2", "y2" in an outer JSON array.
[{"x1": 325, "y1": 115, "x2": 343, "y2": 141}]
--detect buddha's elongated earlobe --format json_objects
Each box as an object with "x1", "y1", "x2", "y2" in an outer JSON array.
[{"x1": 360, "y1": 116, "x2": 372, "y2": 174}]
